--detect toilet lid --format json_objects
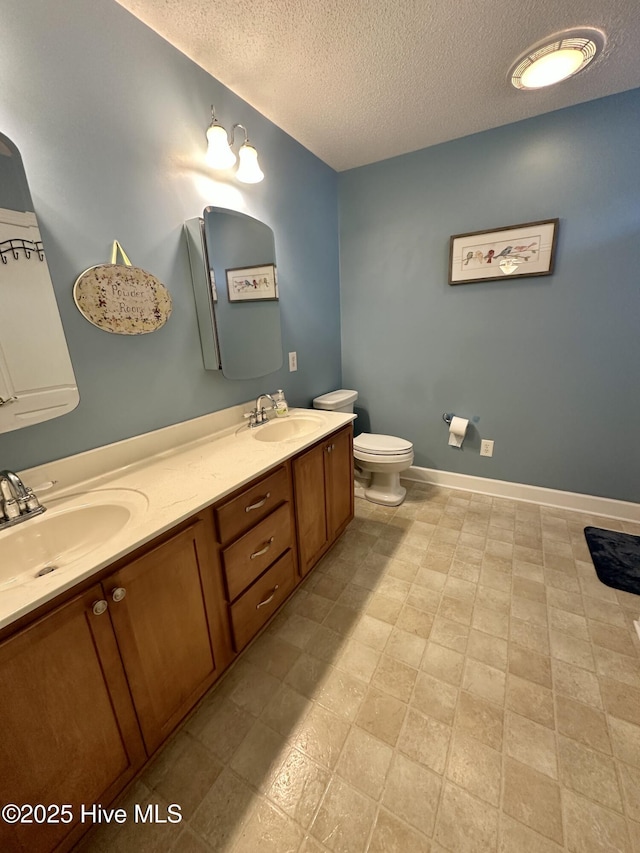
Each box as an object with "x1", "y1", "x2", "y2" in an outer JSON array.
[{"x1": 354, "y1": 433, "x2": 413, "y2": 455}]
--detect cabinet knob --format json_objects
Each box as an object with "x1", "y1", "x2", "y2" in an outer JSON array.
[
  {"x1": 111, "y1": 587, "x2": 127, "y2": 603},
  {"x1": 92, "y1": 599, "x2": 108, "y2": 616}
]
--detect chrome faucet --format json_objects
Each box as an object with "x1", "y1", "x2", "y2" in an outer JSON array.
[
  {"x1": 0, "y1": 470, "x2": 46, "y2": 530},
  {"x1": 245, "y1": 393, "x2": 277, "y2": 428}
]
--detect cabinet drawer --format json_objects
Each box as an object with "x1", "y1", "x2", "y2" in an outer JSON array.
[
  {"x1": 229, "y1": 550, "x2": 296, "y2": 652},
  {"x1": 215, "y1": 466, "x2": 289, "y2": 543},
  {"x1": 222, "y1": 503, "x2": 292, "y2": 601}
]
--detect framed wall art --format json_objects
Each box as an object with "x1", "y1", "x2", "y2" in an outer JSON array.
[
  {"x1": 449, "y1": 219, "x2": 559, "y2": 285},
  {"x1": 226, "y1": 263, "x2": 278, "y2": 302}
]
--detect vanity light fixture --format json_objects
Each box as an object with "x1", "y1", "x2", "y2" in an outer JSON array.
[
  {"x1": 510, "y1": 28, "x2": 606, "y2": 90},
  {"x1": 205, "y1": 107, "x2": 264, "y2": 183}
]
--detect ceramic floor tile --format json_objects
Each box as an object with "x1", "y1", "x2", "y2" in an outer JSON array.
[
  {"x1": 291, "y1": 705, "x2": 350, "y2": 769},
  {"x1": 382, "y1": 753, "x2": 442, "y2": 837},
  {"x1": 395, "y1": 602, "x2": 435, "y2": 638},
  {"x1": 434, "y1": 781, "x2": 499, "y2": 853},
  {"x1": 142, "y1": 731, "x2": 223, "y2": 820},
  {"x1": 502, "y1": 758, "x2": 564, "y2": 845},
  {"x1": 498, "y1": 815, "x2": 564, "y2": 853},
  {"x1": 509, "y1": 644, "x2": 552, "y2": 688},
  {"x1": 429, "y1": 615, "x2": 470, "y2": 653},
  {"x1": 335, "y1": 638, "x2": 381, "y2": 683},
  {"x1": 335, "y1": 725, "x2": 393, "y2": 799},
  {"x1": 599, "y1": 677, "x2": 640, "y2": 726},
  {"x1": 397, "y1": 707, "x2": 451, "y2": 774},
  {"x1": 367, "y1": 808, "x2": 431, "y2": 853},
  {"x1": 551, "y1": 658, "x2": 604, "y2": 709},
  {"x1": 505, "y1": 711, "x2": 558, "y2": 779},
  {"x1": 77, "y1": 489, "x2": 640, "y2": 853},
  {"x1": 510, "y1": 617, "x2": 551, "y2": 655},
  {"x1": 309, "y1": 778, "x2": 376, "y2": 853},
  {"x1": 462, "y1": 657, "x2": 506, "y2": 705},
  {"x1": 454, "y1": 689, "x2": 504, "y2": 751},
  {"x1": 506, "y1": 673, "x2": 555, "y2": 729},
  {"x1": 266, "y1": 747, "x2": 330, "y2": 829},
  {"x1": 384, "y1": 626, "x2": 427, "y2": 668},
  {"x1": 555, "y1": 694, "x2": 612, "y2": 753},
  {"x1": 557, "y1": 734, "x2": 623, "y2": 812},
  {"x1": 232, "y1": 799, "x2": 304, "y2": 853},
  {"x1": 355, "y1": 686, "x2": 408, "y2": 746},
  {"x1": 372, "y1": 653, "x2": 418, "y2": 701},
  {"x1": 412, "y1": 670, "x2": 459, "y2": 725},
  {"x1": 608, "y1": 715, "x2": 640, "y2": 769},
  {"x1": 422, "y1": 642, "x2": 465, "y2": 686},
  {"x1": 190, "y1": 770, "x2": 258, "y2": 850},
  {"x1": 446, "y1": 729, "x2": 502, "y2": 806},
  {"x1": 562, "y1": 790, "x2": 632, "y2": 853}
]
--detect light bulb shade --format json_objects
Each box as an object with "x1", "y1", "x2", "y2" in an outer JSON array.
[
  {"x1": 510, "y1": 29, "x2": 605, "y2": 90},
  {"x1": 235, "y1": 143, "x2": 264, "y2": 183},
  {"x1": 206, "y1": 123, "x2": 236, "y2": 169}
]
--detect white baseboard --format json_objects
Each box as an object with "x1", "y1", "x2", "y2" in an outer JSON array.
[{"x1": 404, "y1": 466, "x2": 640, "y2": 523}]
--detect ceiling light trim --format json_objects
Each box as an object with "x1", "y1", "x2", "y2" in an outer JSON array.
[{"x1": 510, "y1": 27, "x2": 606, "y2": 90}]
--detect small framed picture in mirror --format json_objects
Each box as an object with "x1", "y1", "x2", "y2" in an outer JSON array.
[{"x1": 226, "y1": 264, "x2": 278, "y2": 302}]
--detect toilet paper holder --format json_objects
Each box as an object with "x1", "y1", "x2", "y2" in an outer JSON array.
[{"x1": 442, "y1": 413, "x2": 455, "y2": 425}]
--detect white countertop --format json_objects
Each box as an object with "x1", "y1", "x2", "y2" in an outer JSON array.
[{"x1": 0, "y1": 404, "x2": 355, "y2": 631}]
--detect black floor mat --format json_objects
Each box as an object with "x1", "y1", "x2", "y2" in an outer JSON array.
[{"x1": 584, "y1": 526, "x2": 640, "y2": 596}]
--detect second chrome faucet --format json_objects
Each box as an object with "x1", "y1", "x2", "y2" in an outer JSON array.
[
  {"x1": 245, "y1": 393, "x2": 278, "y2": 428},
  {"x1": 0, "y1": 470, "x2": 46, "y2": 530}
]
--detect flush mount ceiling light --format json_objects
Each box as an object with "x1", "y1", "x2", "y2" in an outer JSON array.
[
  {"x1": 205, "y1": 106, "x2": 264, "y2": 183},
  {"x1": 510, "y1": 28, "x2": 606, "y2": 90}
]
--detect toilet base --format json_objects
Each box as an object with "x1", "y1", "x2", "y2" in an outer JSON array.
[{"x1": 357, "y1": 469, "x2": 407, "y2": 507}]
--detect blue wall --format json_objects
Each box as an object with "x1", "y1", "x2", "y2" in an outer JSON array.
[
  {"x1": 339, "y1": 90, "x2": 640, "y2": 503},
  {"x1": 2, "y1": 1, "x2": 639, "y2": 504},
  {"x1": 0, "y1": 0, "x2": 341, "y2": 470}
]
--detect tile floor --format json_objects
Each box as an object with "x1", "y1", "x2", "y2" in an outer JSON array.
[{"x1": 80, "y1": 483, "x2": 640, "y2": 853}]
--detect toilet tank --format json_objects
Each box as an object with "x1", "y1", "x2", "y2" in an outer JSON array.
[{"x1": 312, "y1": 389, "x2": 358, "y2": 413}]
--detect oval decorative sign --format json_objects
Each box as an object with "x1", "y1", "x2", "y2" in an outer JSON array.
[{"x1": 73, "y1": 243, "x2": 172, "y2": 335}]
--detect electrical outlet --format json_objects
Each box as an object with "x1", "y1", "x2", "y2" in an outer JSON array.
[
  {"x1": 480, "y1": 439, "x2": 494, "y2": 457},
  {"x1": 288, "y1": 351, "x2": 297, "y2": 372}
]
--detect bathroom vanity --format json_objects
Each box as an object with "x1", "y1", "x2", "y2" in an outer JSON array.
[{"x1": 0, "y1": 406, "x2": 354, "y2": 853}]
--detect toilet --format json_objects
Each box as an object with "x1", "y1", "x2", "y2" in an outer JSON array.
[{"x1": 312, "y1": 389, "x2": 414, "y2": 507}]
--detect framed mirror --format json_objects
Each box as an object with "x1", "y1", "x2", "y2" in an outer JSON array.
[
  {"x1": 185, "y1": 207, "x2": 283, "y2": 381},
  {"x1": 0, "y1": 132, "x2": 79, "y2": 433}
]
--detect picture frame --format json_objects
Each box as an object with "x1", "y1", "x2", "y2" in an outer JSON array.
[
  {"x1": 225, "y1": 263, "x2": 278, "y2": 302},
  {"x1": 449, "y1": 219, "x2": 558, "y2": 285}
]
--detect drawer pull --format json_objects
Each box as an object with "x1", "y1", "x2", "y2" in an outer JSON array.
[
  {"x1": 245, "y1": 492, "x2": 271, "y2": 513},
  {"x1": 250, "y1": 536, "x2": 275, "y2": 560},
  {"x1": 256, "y1": 585, "x2": 279, "y2": 609}
]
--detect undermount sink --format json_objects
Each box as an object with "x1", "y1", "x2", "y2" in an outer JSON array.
[
  {"x1": 0, "y1": 488, "x2": 148, "y2": 589},
  {"x1": 251, "y1": 415, "x2": 324, "y2": 442}
]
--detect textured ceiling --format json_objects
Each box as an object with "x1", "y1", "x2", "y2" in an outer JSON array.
[{"x1": 115, "y1": 0, "x2": 640, "y2": 171}]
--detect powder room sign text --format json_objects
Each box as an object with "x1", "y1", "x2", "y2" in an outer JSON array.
[{"x1": 73, "y1": 242, "x2": 172, "y2": 335}]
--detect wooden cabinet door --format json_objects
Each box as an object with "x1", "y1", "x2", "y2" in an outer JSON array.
[
  {"x1": 0, "y1": 585, "x2": 145, "y2": 853},
  {"x1": 293, "y1": 441, "x2": 329, "y2": 576},
  {"x1": 326, "y1": 426, "x2": 354, "y2": 540},
  {"x1": 105, "y1": 515, "x2": 230, "y2": 755}
]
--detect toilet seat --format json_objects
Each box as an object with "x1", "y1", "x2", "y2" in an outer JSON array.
[{"x1": 353, "y1": 433, "x2": 413, "y2": 456}]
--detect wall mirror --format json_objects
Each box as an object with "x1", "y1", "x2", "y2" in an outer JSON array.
[
  {"x1": 185, "y1": 207, "x2": 283, "y2": 380},
  {"x1": 0, "y1": 132, "x2": 79, "y2": 434}
]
